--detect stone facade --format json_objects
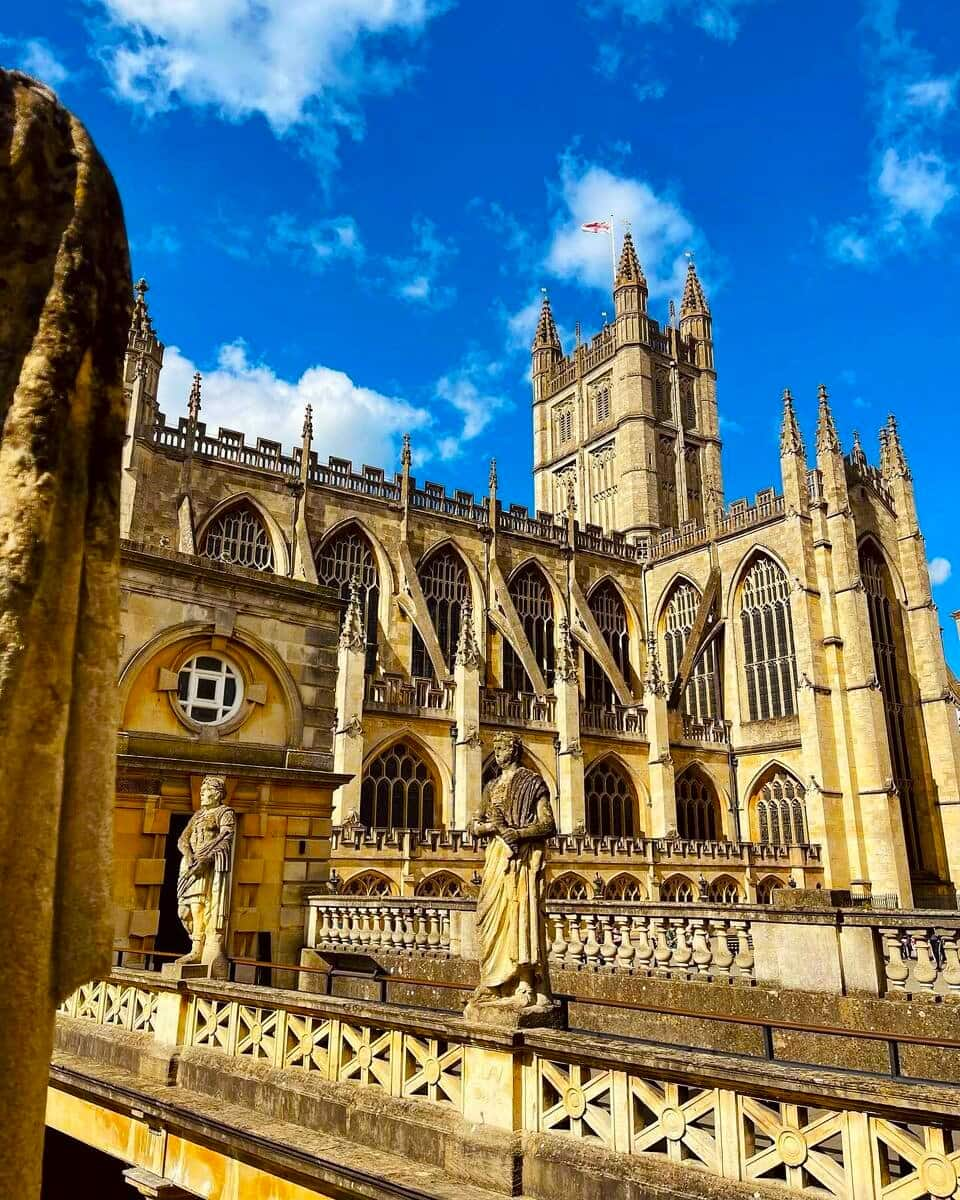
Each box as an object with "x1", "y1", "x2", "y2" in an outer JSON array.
[{"x1": 115, "y1": 249, "x2": 960, "y2": 957}]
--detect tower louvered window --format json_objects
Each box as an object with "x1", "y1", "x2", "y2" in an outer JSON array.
[
  {"x1": 201, "y1": 503, "x2": 274, "y2": 571},
  {"x1": 585, "y1": 581, "x2": 630, "y2": 707},
  {"x1": 755, "y1": 770, "x2": 807, "y2": 846},
  {"x1": 740, "y1": 556, "x2": 796, "y2": 721},
  {"x1": 555, "y1": 405, "x2": 573, "y2": 445},
  {"x1": 585, "y1": 759, "x2": 637, "y2": 838},
  {"x1": 316, "y1": 527, "x2": 379, "y2": 674},
  {"x1": 657, "y1": 436, "x2": 678, "y2": 529},
  {"x1": 360, "y1": 740, "x2": 435, "y2": 831},
  {"x1": 662, "y1": 582, "x2": 720, "y2": 721},
  {"x1": 680, "y1": 377, "x2": 697, "y2": 429},
  {"x1": 503, "y1": 564, "x2": 555, "y2": 693},
  {"x1": 861, "y1": 545, "x2": 923, "y2": 871},
  {"x1": 596, "y1": 385, "x2": 611, "y2": 422},
  {"x1": 676, "y1": 768, "x2": 721, "y2": 841},
  {"x1": 411, "y1": 547, "x2": 469, "y2": 679}
]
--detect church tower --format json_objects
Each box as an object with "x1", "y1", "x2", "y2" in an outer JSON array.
[{"x1": 531, "y1": 240, "x2": 723, "y2": 541}]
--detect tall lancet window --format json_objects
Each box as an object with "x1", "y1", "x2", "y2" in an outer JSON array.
[
  {"x1": 201, "y1": 503, "x2": 274, "y2": 572},
  {"x1": 412, "y1": 546, "x2": 469, "y2": 678},
  {"x1": 503, "y1": 563, "x2": 555, "y2": 693},
  {"x1": 316, "y1": 525, "x2": 380, "y2": 673},
  {"x1": 662, "y1": 580, "x2": 721, "y2": 721},
  {"x1": 584, "y1": 581, "x2": 630, "y2": 708},
  {"x1": 860, "y1": 543, "x2": 923, "y2": 871},
  {"x1": 739, "y1": 555, "x2": 796, "y2": 721}
]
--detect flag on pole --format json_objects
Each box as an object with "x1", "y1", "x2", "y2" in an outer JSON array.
[{"x1": 581, "y1": 220, "x2": 611, "y2": 233}]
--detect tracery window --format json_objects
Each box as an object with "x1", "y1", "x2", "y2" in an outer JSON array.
[
  {"x1": 316, "y1": 526, "x2": 380, "y2": 674},
  {"x1": 585, "y1": 581, "x2": 630, "y2": 707},
  {"x1": 605, "y1": 873, "x2": 645, "y2": 901},
  {"x1": 654, "y1": 369, "x2": 672, "y2": 421},
  {"x1": 596, "y1": 385, "x2": 611, "y2": 423},
  {"x1": 754, "y1": 769, "x2": 807, "y2": 846},
  {"x1": 660, "y1": 875, "x2": 695, "y2": 903},
  {"x1": 676, "y1": 767, "x2": 721, "y2": 841},
  {"x1": 662, "y1": 581, "x2": 721, "y2": 721},
  {"x1": 739, "y1": 555, "x2": 797, "y2": 721},
  {"x1": 411, "y1": 546, "x2": 469, "y2": 679},
  {"x1": 360, "y1": 740, "x2": 436, "y2": 832},
  {"x1": 201, "y1": 503, "x2": 274, "y2": 571},
  {"x1": 680, "y1": 376, "x2": 696, "y2": 429},
  {"x1": 546, "y1": 873, "x2": 589, "y2": 900},
  {"x1": 503, "y1": 563, "x2": 555, "y2": 693},
  {"x1": 861, "y1": 544, "x2": 923, "y2": 870},
  {"x1": 756, "y1": 876, "x2": 786, "y2": 904},
  {"x1": 415, "y1": 871, "x2": 465, "y2": 898},
  {"x1": 341, "y1": 872, "x2": 394, "y2": 897},
  {"x1": 554, "y1": 404, "x2": 573, "y2": 445},
  {"x1": 656, "y1": 436, "x2": 678, "y2": 529},
  {"x1": 585, "y1": 758, "x2": 637, "y2": 839},
  {"x1": 708, "y1": 876, "x2": 740, "y2": 904}
]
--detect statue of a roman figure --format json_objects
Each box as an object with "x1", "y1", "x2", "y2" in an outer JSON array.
[
  {"x1": 175, "y1": 774, "x2": 236, "y2": 977},
  {"x1": 466, "y1": 731, "x2": 560, "y2": 1024}
]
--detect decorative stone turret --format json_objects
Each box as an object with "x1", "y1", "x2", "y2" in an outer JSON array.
[
  {"x1": 293, "y1": 406, "x2": 318, "y2": 583},
  {"x1": 779, "y1": 388, "x2": 809, "y2": 514},
  {"x1": 121, "y1": 278, "x2": 166, "y2": 535},
  {"x1": 613, "y1": 231, "x2": 648, "y2": 346},
  {"x1": 453, "y1": 600, "x2": 482, "y2": 829},
  {"x1": 814, "y1": 384, "x2": 848, "y2": 513},
  {"x1": 333, "y1": 577, "x2": 367, "y2": 823},
  {"x1": 678, "y1": 258, "x2": 713, "y2": 367},
  {"x1": 531, "y1": 293, "x2": 563, "y2": 404},
  {"x1": 554, "y1": 617, "x2": 585, "y2": 832}
]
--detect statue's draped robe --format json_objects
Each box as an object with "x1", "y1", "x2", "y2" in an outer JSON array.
[
  {"x1": 475, "y1": 768, "x2": 553, "y2": 991},
  {"x1": 0, "y1": 71, "x2": 130, "y2": 1199}
]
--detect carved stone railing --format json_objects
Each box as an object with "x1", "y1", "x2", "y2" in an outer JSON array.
[
  {"x1": 580, "y1": 702, "x2": 647, "y2": 737},
  {"x1": 411, "y1": 483, "x2": 487, "y2": 522},
  {"x1": 718, "y1": 490, "x2": 785, "y2": 535},
  {"x1": 480, "y1": 687, "x2": 556, "y2": 727},
  {"x1": 680, "y1": 713, "x2": 731, "y2": 744},
  {"x1": 364, "y1": 673, "x2": 455, "y2": 714},
  {"x1": 496, "y1": 504, "x2": 567, "y2": 543},
  {"x1": 311, "y1": 457, "x2": 402, "y2": 500},
  {"x1": 306, "y1": 896, "x2": 474, "y2": 958},
  {"x1": 651, "y1": 521, "x2": 709, "y2": 558},
  {"x1": 872, "y1": 918, "x2": 960, "y2": 998}
]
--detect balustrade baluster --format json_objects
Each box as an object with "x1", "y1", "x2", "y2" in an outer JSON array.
[
  {"x1": 633, "y1": 916, "x2": 654, "y2": 973},
  {"x1": 359, "y1": 908, "x2": 373, "y2": 946},
  {"x1": 599, "y1": 915, "x2": 617, "y2": 970},
  {"x1": 910, "y1": 928, "x2": 938, "y2": 992},
  {"x1": 439, "y1": 911, "x2": 451, "y2": 953},
  {"x1": 415, "y1": 911, "x2": 429, "y2": 953},
  {"x1": 880, "y1": 928, "x2": 910, "y2": 993},
  {"x1": 369, "y1": 907, "x2": 383, "y2": 948},
  {"x1": 564, "y1": 914, "x2": 585, "y2": 970},
  {"x1": 349, "y1": 906, "x2": 362, "y2": 949},
  {"x1": 391, "y1": 909, "x2": 406, "y2": 950},
  {"x1": 549, "y1": 915, "x2": 567, "y2": 965},
  {"x1": 709, "y1": 920, "x2": 734, "y2": 979},
  {"x1": 732, "y1": 921, "x2": 754, "y2": 980},
  {"x1": 583, "y1": 915, "x2": 601, "y2": 968},
  {"x1": 403, "y1": 912, "x2": 416, "y2": 953},
  {"x1": 670, "y1": 921, "x2": 693, "y2": 974},
  {"x1": 938, "y1": 929, "x2": 960, "y2": 999},
  {"x1": 615, "y1": 915, "x2": 635, "y2": 971},
  {"x1": 328, "y1": 909, "x2": 343, "y2": 947},
  {"x1": 426, "y1": 909, "x2": 441, "y2": 951},
  {"x1": 317, "y1": 907, "x2": 331, "y2": 945},
  {"x1": 652, "y1": 917, "x2": 672, "y2": 974},
  {"x1": 690, "y1": 919, "x2": 713, "y2": 976}
]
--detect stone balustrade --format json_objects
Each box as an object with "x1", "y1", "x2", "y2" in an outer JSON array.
[
  {"x1": 306, "y1": 896, "x2": 475, "y2": 959},
  {"x1": 580, "y1": 702, "x2": 647, "y2": 737},
  {"x1": 480, "y1": 686, "x2": 557, "y2": 727},
  {"x1": 874, "y1": 919, "x2": 960, "y2": 998},
  {"x1": 680, "y1": 713, "x2": 731, "y2": 743},
  {"x1": 364, "y1": 672, "x2": 455, "y2": 714}
]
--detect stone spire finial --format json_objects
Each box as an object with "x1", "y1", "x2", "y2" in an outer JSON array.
[
  {"x1": 554, "y1": 617, "x2": 579, "y2": 683},
  {"x1": 615, "y1": 231, "x2": 646, "y2": 287},
  {"x1": 643, "y1": 631, "x2": 666, "y2": 698},
  {"x1": 532, "y1": 292, "x2": 561, "y2": 351},
  {"x1": 679, "y1": 257, "x2": 710, "y2": 318},
  {"x1": 129, "y1": 277, "x2": 154, "y2": 341},
  {"x1": 489, "y1": 457, "x2": 498, "y2": 493},
  {"x1": 779, "y1": 387, "x2": 805, "y2": 458},
  {"x1": 401, "y1": 432, "x2": 412, "y2": 469},
  {"x1": 339, "y1": 575, "x2": 366, "y2": 653},
  {"x1": 187, "y1": 372, "x2": 202, "y2": 424},
  {"x1": 455, "y1": 598, "x2": 482, "y2": 671},
  {"x1": 884, "y1": 413, "x2": 911, "y2": 479},
  {"x1": 302, "y1": 404, "x2": 313, "y2": 441},
  {"x1": 815, "y1": 383, "x2": 840, "y2": 456},
  {"x1": 850, "y1": 428, "x2": 868, "y2": 472}
]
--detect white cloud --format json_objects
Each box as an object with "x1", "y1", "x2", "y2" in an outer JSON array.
[
  {"x1": 545, "y1": 154, "x2": 701, "y2": 300},
  {"x1": 133, "y1": 223, "x2": 182, "y2": 258},
  {"x1": 90, "y1": 0, "x2": 444, "y2": 174},
  {"x1": 267, "y1": 213, "x2": 365, "y2": 269},
  {"x1": 929, "y1": 557, "x2": 952, "y2": 587},
  {"x1": 157, "y1": 340, "x2": 429, "y2": 470},
  {"x1": 3, "y1": 38, "x2": 69, "y2": 86},
  {"x1": 384, "y1": 217, "x2": 457, "y2": 307},
  {"x1": 593, "y1": 0, "x2": 761, "y2": 42},
  {"x1": 433, "y1": 354, "x2": 511, "y2": 459},
  {"x1": 828, "y1": 3, "x2": 958, "y2": 264},
  {"x1": 877, "y1": 148, "x2": 956, "y2": 227}
]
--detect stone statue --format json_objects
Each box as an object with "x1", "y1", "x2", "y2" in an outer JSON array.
[
  {"x1": 465, "y1": 731, "x2": 561, "y2": 1027},
  {"x1": 0, "y1": 70, "x2": 131, "y2": 1199},
  {"x1": 174, "y1": 775, "x2": 236, "y2": 978}
]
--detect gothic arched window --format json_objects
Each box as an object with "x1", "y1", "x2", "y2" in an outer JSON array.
[
  {"x1": 503, "y1": 563, "x2": 555, "y2": 693},
  {"x1": 754, "y1": 769, "x2": 807, "y2": 846},
  {"x1": 546, "y1": 873, "x2": 589, "y2": 900},
  {"x1": 316, "y1": 525, "x2": 379, "y2": 674},
  {"x1": 585, "y1": 758, "x2": 637, "y2": 839},
  {"x1": 415, "y1": 871, "x2": 465, "y2": 898},
  {"x1": 662, "y1": 580, "x2": 720, "y2": 721},
  {"x1": 585, "y1": 581, "x2": 630, "y2": 707},
  {"x1": 412, "y1": 546, "x2": 469, "y2": 678},
  {"x1": 360, "y1": 740, "x2": 436, "y2": 832},
  {"x1": 708, "y1": 875, "x2": 740, "y2": 904},
  {"x1": 739, "y1": 555, "x2": 797, "y2": 721},
  {"x1": 860, "y1": 543, "x2": 922, "y2": 870},
  {"x1": 660, "y1": 875, "x2": 695, "y2": 903},
  {"x1": 341, "y1": 871, "x2": 394, "y2": 897},
  {"x1": 605, "y1": 873, "x2": 645, "y2": 901},
  {"x1": 756, "y1": 876, "x2": 786, "y2": 904},
  {"x1": 201, "y1": 502, "x2": 274, "y2": 571},
  {"x1": 676, "y1": 768, "x2": 722, "y2": 841}
]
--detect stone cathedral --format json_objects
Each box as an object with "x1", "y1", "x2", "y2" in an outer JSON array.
[{"x1": 112, "y1": 233, "x2": 960, "y2": 973}]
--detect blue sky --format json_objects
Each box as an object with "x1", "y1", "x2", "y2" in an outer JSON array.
[{"x1": 4, "y1": 0, "x2": 960, "y2": 659}]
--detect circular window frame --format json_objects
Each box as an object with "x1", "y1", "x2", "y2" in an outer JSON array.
[{"x1": 167, "y1": 646, "x2": 252, "y2": 736}]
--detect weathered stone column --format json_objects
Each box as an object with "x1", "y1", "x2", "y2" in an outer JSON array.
[
  {"x1": 0, "y1": 70, "x2": 131, "y2": 1200},
  {"x1": 453, "y1": 600, "x2": 482, "y2": 829},
  {"x1": 643, "y1": 634, "x2": 676, "y2": 835},
  {"x1": 332, "y1": 578, "x2": 366, "y2": 824},
  {"x1": 554, "y1": 619, "x2": 584, "y2": 832}
]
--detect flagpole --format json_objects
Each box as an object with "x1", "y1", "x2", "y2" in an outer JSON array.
[{"x1": 609, "y1": 212, "x2": 616, "y2": 290}]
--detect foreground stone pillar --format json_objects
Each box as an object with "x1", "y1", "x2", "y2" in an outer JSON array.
[
  {"x1": 332, "y1": 579, "x2": 366, "y2": 823},
  {"x1": 0, "y1": 70, "x2": 131, "y2": 1199}
]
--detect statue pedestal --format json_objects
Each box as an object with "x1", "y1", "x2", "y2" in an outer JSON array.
[
  {"x1": 463, "y1": 997, "x2": 565, "y2": 1030},
  {"x1": 160, "y1": 960, "x2": 226, "y2": 982}
]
